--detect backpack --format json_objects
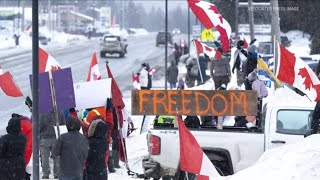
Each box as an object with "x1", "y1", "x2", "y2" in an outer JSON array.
[{"x1": 190, "y1": 65, "x2": 199, "y2": 77}]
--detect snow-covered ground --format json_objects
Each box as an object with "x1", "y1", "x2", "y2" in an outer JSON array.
[{"x1": 217, "y1": 134, "x2": 320, "y2": 180}]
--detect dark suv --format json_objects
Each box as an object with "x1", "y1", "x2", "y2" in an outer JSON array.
[{"x1": 156, "y1": 32, "x2": 173, "y2": 47}]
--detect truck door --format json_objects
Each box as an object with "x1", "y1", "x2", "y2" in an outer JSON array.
[{"x1": 266, "y1": 108, "x2": 313, "y2": 150}]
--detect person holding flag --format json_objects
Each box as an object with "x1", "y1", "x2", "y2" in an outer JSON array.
[{"x1": 232, "y1": 40, "x2": 248, "y2": 87}]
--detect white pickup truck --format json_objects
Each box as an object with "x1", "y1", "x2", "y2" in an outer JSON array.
[{"x1": 142, "y1": 91, "x2": 315, "y2": 180}]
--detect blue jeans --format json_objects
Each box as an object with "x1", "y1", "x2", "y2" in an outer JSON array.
[
  {"x1": 59, "y1": 175, "x2": 82, "y2": 180},
  {"x1": 170, "y1": 83, "x2": 176, "y2": 89}
]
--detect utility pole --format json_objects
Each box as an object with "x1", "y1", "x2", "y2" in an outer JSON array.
[
  {"x1": 32, "y1": 0, "x2": 40, "y2": 179},
  {"x1": 248, "y1": 0, "x2": 255, "y2": 41},
  {"x1": 270, "y1": 0, "x2": 281, "y2": 75},
  {"x1": 165, "y1": 0, "x2": 168, "y2": 90},
  {"x1": 188, "y1": 7, "x2": 190, "y2": 57},
  {"x1": 235, "y1": 0, "x2": 239, "y2": 41},
  {"x1": 21, "y1": 0, "x2": 25, "y2": 32}
]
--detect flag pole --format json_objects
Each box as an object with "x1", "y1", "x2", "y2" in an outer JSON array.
[
  {"x1": 273, "y1": 35, "x2": 277, "y2": 90},
  {"x1": 185, "y1": 172, "x2": 189, "y2": 180},
  {"x1": 48, "y1": 70, "x2": 61, "y2": 137}
]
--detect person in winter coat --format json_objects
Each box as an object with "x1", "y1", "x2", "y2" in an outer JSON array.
[
  {"x1": 167, "y1": 60, "x2": 179, "y2": 89},
  {"x1": 139, "y1": 63, "x2": 150, "y2": 90},
  {"x1": 247, "y1": 70, "x2": 268, "y2": 98},
  {"x1": 86, "y1": 120, "x2": 109, "y2": 180},
  {"x1": 82, "y1": 98, "x2": 114, "y2": 140},
  {"x1": 244, "y1": 44, "x2": 258, "y2": 90},
  {"x1": 232, "y1": 40, "x2": 248, "y2": 87},
  {"x1": 177, "y1": 77, "x2": 185, "y2": 90},
  {"x1": 174, "y1": 43, "x2": 181, "y2": 65},
  {"x1": 39, "y1": 110, "x2": 65, "y2": 179},
  {"x1": 0, "y1": 117, "x2": 27, "y2": 180},
  {"x1": 198, "y1": 53, "x2": 210, "y2": 84},
  {"x1": 53, "y1": 116, "x2": 89, "y2": 180},
  {"x1": 311, "y1": 101, "x2": 320, "y2": 134},
  {"x1": 185, "y1": 58, "x2": 198, "y2": 88},
  {"x1": 184, "y1": 116, "x2": 200, "y2": 128},
  {"x1": 11, "y1": 113, "x2": 33, "y2": 179},
  {"x1": 210, "y1": 53, "x2": 231, "y2": 90}
]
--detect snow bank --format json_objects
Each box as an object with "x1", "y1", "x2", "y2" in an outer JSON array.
[
  {"x1": 107, "y1": 27, "x2": 129, "y2": 38},
  {"x1": 286, "y1": 30, "x2": 311, "y2": 56},
  {"x1": 222, "y1": 134, "x2": 320, "y2": 180},
  {"x1": 128, "y1": 28, "x2": 149, "y2": 36},
  {"x1": 39, "y1": 27, "x2": 87, "y2": 44}
]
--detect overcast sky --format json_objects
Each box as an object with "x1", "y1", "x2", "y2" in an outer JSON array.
[{"x1": 135, "y1": 0, "x2": 188, "y2": 11}]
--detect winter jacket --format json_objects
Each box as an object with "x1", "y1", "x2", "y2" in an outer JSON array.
[
  {"x1": 167, "y1": 61, "x2": 179, "y2": 83},
  {"x1": 232, "y1": 49, "x2": 248, "y2": 72},
  {"x1": 184, "y1": 116, "x2": 200, "y2": 128},
  {"x1": 53, "y1": 117, "x2": 89, "y2": 177},
  {"x1": 40, "y1": 111, "x2": 66, "y2": 139},
  {"x1": 86, "y1": 120, "x2": 109, "y2": 180},
  {"x1": 311, "y1": 101, "x2": 320, "y2": 134},
  {"x1": 244, "y1": 52, "x2": 258, "y2": 77},
  {"x1": 20, "y1": 117, "x2": 32, "y2": 165},
  {"x1": 139, "y1": 67, "x2": 149, "y2": 88},
  {"x1": 210, "y1": 56, "x2": 231, "y2": 77},
  {"x1": 0, "y1": 117, "x2": 27, "y2": 180},
  {"x1": 83, "y1": 107, "x2": 113, "y2": 140},
  {"x1": 252, "y1": 79, "x2": 268, "y2": 98}
]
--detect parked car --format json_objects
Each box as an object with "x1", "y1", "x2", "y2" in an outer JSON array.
[
  {"x1": 156, "y1": 32, "x2": 173, "y2": 47},
  {"x1": 142, "y1": 92, "x2": 315, "y2": 179},
  {"x1": 39, "y1": 34, "x2": 50, "y2": 45},
  {"x1": 100, "y1": 34, "x2": 128, "y2": 58}
]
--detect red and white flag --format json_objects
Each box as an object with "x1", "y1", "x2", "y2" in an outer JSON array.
[
  {"x1": 0, "y1": 66, "x2": 23, "y2": 97},
  {"x1": 148, "y1": 68, "x2": 156, "y2": 75},
  {"x1": 194, "y1": 39, "x2": 221, "y2": 60},
  {"x1": 132, "y1": 72, "x2": 140, "y2": 90},
  {"x1": 87, "y1": 52, "x2": 101, "y2": 81},
  {"x1": 39, "y1": 48, "x2": 62, "y2": 73},
  {"x1": 188, "y1": 0, "x2": 232, "y2": 52},
  {"x1": 243, "y1": 35, "x2": 249, "y2": 48},
  {"x1": 178, "y1": 116, "x2": 220, "y2": 178},
  {"x1": 276, "y1": 43, "x2": 320, "y2": 101}
]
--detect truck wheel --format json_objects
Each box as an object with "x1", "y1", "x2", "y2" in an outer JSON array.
[{"x1": 173, "y1": 170, "x2": 196, "y2": 180}]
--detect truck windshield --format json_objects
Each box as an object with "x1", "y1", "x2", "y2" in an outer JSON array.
[{"x1": 276, "y1": 110, "x2": 313, "y2": 135}]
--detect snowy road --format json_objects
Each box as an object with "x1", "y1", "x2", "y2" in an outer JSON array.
[{"x1": 0, "y1": 33, "x2": 186, "y2": 134}]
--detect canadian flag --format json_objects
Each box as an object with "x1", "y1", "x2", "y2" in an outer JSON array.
[
  {"x1": 243, "y1": 36, "x2": 249, "y2": 48},
  {"x1": 276, "y1": 43, "x2": 320, "y2": 101},
  {"x1": 188, "y1": 0, "x2": 232, "y2": 52},
  {"x1": 178, "y1": 116, "x2": 220, "y2": 178},
  {"x1": 148, "y1": 68, "x2": 156, "y2": 75},
  {"x1": 87, "y1": 52, "x2": 102, "y2": 81},
  {"x1": 132, "y1": 72, "x2": 141, "y2": 90},
  {"x1": 39, "y1": 48, "x2": 62, "y2": 73},
  {"x1": 0, "y1": 66, "x2": 23, "y2": 97},
  {"x1": 194, "y1": 39, "x2": 221, "y2": 60}
]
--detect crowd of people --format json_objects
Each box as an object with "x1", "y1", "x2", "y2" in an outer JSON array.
[{"x1": 0, "y1": 97, "x2": 122, "y2": 180}]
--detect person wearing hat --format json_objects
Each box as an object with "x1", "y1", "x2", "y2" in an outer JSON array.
[
  {"x1": 53, "y1": 116, "x2": 89, "y2": 180},
  {"x1": 232, "y1": 40, "x2": 248, "y2": 87},
  {"x1": 139, "y1": 63, "x2": 150, "y2": 90},
  {"x1": 244, "y1": 41, "x2": 258, "y2": 90},
  {"x1": 247, "y1": 70, "x2": 268, "y2": 98},
  {"x1": 210, "y1": 47, "x2": 231, "y2": 90}
]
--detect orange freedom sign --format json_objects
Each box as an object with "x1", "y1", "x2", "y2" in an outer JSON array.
[{"x1": 131, "y1": 90, "x2": 258, "y2": 116}]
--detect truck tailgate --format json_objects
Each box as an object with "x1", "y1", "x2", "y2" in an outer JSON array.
[{"x1": 149, "y1": 129, "x2": 264, "y2": 173}]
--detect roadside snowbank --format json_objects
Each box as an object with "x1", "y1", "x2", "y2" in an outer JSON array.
[
  {"x1": 221, "y1": 134, "x2": 320, "y2": 180},
  {"x1": 286, "y1": 30, "x2": 311, "y2": 56}
]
